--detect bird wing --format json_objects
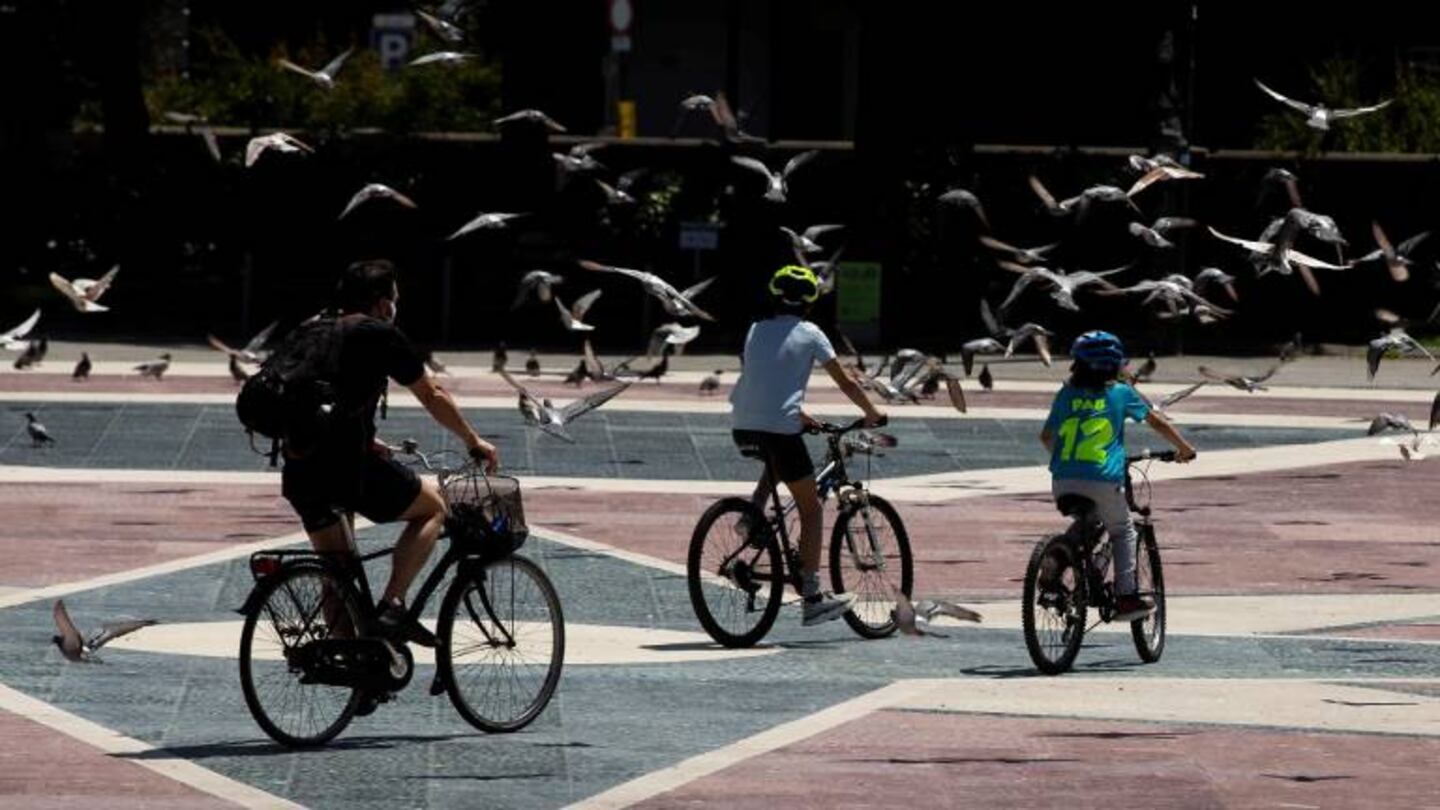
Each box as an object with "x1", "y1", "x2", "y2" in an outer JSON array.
[
  {"x1": 319, "y1": 48, "x2": 353, "y2": 80},
  {"x1": 1254, "y1": 79, "x2": 1314, "y2": 114},
  {"x1": 1284, "y1": 248, "x2": 1351, "y2": 271},
  {"x1": 0, "y1": 308, "x2": 41, "y2": 343},
  {"x1": 1197, "y1": 365, "x2": 1236, "y2": 383},
  {"x1": 87, "y1": 265, "x2": 120, "y2": 301},
  {"x1": 1366, "y1": 340, "x2": 1387, "y2": 380},
  {"x1": 496, "y1": 369, "x2": 536, "y2": 400},
  {"x1": 555, "y1": 297, "x2": 593, "y2": 331},
  {"x1": 1157, "y1": 382, "x2": 1206, "y2": 409},
  {"x1": 49, "y1": 272, "x2": 84, "y2": 305},
  {"x1": 998, "y1": 270, "x2": 1043, "y2": 314},
  {"x1": 582, "y1": 338, "x2": 606, "y2": 379},
  {"x1": 560, "y1": 381, "x2": 632, "y2": 422},
  {"x1": 53, "y1": 600, "x2": 84, "y2": 659},
  {"x1": 978, "y1": 297, "x2": 1003, "y2": 338},
  {"x1": 579, "y1": 259, "x2": 652, "y2": 285},
  {"x1": 945, "y1": 376, "x2": 967, "y2": 413},
  {"x1": 277, "y1": 58, "x2": 318, "y2": 81},
  {"x1": 782, "y1": 149, "x2": 819, "y2": 181},
  {"x1": 1027, "y1": 175, "x2": 1059, "y2": 211},
  {"x1": 1126, "y1": 167, "x2": 1170, "y2": 198},
  {"x1": 206, "y1": 334, "x2": 239, "y2": 357},
  {"x1": 802, "y1": 223, "x2": 844, "y2": 244},
  {"x1": 570, "y1": 288, "x2": 603, "y2": 321},
  {"x1": 919, "y1": 599, "x2": 984, "y2": 624},
  {"x1": 1396, "y1": 230, "x2": 1431, "y2": 256},
  {"x1": 88, "y1": 618, "x2": 157, "y2": 650},
  {"x1": 200, "y1": 126, "x2": 222, "y2": 163},
  {"x1": 1208, "y1": 226, "x2": 1272, "y2": 254},
  {"x1": 1330, "y1": 99, "x2": 1393, "y2": 119},
  {"x1": 680, "y1": 275, "x2": 716, "y2": 301},
  {"x1": 1034, "y1": 332, "x2": 1053, "y2": 367},
  {"x1": 417, "y1": 9, "x2": 465, "y2": 42},
  {"x1": 243, "y1": 321, "x2": 279, "y2": 355}
]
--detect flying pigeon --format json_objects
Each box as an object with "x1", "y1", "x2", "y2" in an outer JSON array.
[{"x1": 52, "y1": 599, "x2": 156, "y2": 663}]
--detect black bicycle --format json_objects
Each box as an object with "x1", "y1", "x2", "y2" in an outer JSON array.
[
  {"x1": 237, "y1": 443, "x2": 565, "y2": 747},
  {"x1": 686, "y1": 417, "x2": 914, "y2": 647},
  {"x1": 1021, "y1": 449, "x2": 1176, "y2": 675}
]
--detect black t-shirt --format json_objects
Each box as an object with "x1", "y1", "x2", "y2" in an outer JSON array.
[{"x1": 324, "y1": 314, "x2": 425, "y2": 456}]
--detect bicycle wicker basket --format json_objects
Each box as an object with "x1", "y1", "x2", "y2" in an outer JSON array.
[{"x1": 442, "y1": 471, "x2": 528, "y2": 561}]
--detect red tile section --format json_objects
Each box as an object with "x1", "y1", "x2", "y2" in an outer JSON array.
[
  {"x1": 527, "y1": 457, "x2": 1440, "y2": 598},
  {"x1": 0, "y1": 706, "x2": 237, "y2": 809},
  {"x1": 640, "y1": 709, "x2": 1440, "y2": 809},
  {"x1": 0, "y1": 483, "x2": 294, "y2": 588}
]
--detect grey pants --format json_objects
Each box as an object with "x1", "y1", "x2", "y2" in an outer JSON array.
[{"x1": 1052, "y1": 478, "x2": 1139, "y2": 595}]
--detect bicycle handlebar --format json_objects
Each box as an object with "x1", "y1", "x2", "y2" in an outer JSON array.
[
  {"x1": 806, "y1": 415, "x2": 888, "y2": 436},
  {"x1": 1127, "y1": 449, "x2": 1178, "y2": 464},
  {"x1": 391, "y1": 439, "x2": 473, "y2": 476}
]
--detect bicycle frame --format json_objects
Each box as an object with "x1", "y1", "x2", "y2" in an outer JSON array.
[{"x1": 1058, "y1": 462, "x2": 1158, "y2": 622}]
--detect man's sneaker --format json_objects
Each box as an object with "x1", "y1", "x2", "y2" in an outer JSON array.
[
  {"x1": 1112, "y1": 593, "x2": 1155, "y2": 623},
  {"x1": 801, "y1": 591, "x2": 856, "y2": 626},
  {"x1": 377, "y1": 601, "x2": 438, "y2": 648}
]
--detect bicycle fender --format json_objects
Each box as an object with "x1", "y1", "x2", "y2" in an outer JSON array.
[{"x1": 234, "y1": 558, "x2": 328, "y2": 615}]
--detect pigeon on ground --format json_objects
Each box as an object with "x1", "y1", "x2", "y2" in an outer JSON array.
[
  {"x1": 72, "y1": 352, "x2": 91, "y2": 381},
  {"x1": 1367, "y1": 412, "x2": 1417, "y2": 437},
  {"x1": 13, "y1": 338, "x2": 45, "y2": 369},
  {"x1": 492, "y1": 342, "x2": 508, "y2": 372},
  {"x1": 52, "y1": 599, "x2": 157, "y2": 663},
  {"x1": 978, "y1": 364, "x2": 994, "y2": 391},
  {"x1": 26, "y1": 412, "x2": 55, "y2": 447},
  {"x1": 525, "y1": 350, "x2": 541, "y2": 377},
  {"x1": 699, "y1": 370, "x2": 724, "y2": 395},
  {"x1": 135, "y1": 353, "x2": 172, "y2": 380}
]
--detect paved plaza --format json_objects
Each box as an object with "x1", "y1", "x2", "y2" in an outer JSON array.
[{"x1": 2, "y1": 345, "x2": 1438, "y2": 808}]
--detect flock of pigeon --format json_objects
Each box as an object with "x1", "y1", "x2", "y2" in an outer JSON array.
[{"x1": 14, "y1": 10, "x2": 1440, "y2": 659}]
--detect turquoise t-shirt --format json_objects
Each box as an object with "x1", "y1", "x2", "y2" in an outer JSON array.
[{"x1": 1044, "y1": 381, "x2": 1151, "y2": 482}]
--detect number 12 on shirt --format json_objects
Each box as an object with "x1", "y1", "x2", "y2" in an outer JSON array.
[{"x1": 1055, "y1": 416, "x2": 1113, "y2": 464}]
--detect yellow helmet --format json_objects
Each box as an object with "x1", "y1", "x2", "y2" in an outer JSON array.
[{"x1": 768, "y1": 264, "x2": 820, "y2": 304}]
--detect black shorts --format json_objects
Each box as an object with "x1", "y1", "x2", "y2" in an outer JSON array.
[
  {"x1": 282, "y1": 451, "x2": 422, "y2": 533},
  {"x1": 732, "y1": 429, "x2": 815, "y2": 483}
]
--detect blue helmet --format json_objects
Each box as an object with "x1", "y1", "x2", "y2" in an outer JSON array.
[{"x1": 1071, "y1": 330, "x2": 1126, "y2": 371}]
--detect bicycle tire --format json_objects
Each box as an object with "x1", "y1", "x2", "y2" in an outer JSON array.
[
  {"x1": 1022, "y1": 534, "x2": 1087, "y2": 675},
  {"x1": 687, "y1": 497, "x2": 783, "y2": 648},
  {"x1": 438, "y1": 555, "x2": 565, "y2": 733},
  {"x1": 829, "y1": 493, "x2": 913, "y2": 639},
  {"x1": 239, "y1": 563, "x2": 365, "y2": 747},
  {"x1": 1130, "y1": 522, "x2": 1166, "y2": 663}
]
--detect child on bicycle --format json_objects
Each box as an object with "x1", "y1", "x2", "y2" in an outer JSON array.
[
  {"x1": 729, "y1": 265, "x2": 887, "y2": 626},
  {"x1": 1039, "y1": 331, "x2": 1196, "y2": 622}
]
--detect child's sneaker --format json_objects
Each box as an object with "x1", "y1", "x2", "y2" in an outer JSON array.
[
  {"x1": 1112, "y1": 593, "x2": 1154, "y2": 623},
  {"x1": 801, "y1": 591, "x2": 856, "y2": 626}
]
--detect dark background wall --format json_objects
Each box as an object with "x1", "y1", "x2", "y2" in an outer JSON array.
[{"x1": 2, "y1": 1, "x2": 1436, "y2": 357}]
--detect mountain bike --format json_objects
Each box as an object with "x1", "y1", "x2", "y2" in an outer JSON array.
[
  {"x1": 1021, "y1": 449, "x2": 1176, "y2": 675},
  {"x1": 687, "y1": 418, "x2": 913, "y2": 647}
]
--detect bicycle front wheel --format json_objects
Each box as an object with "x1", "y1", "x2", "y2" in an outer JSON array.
[
  {"x1": 438, "y1": 555, "x2": 564, "y2": 733},
  {"x1": 687, "y1": 497, "x2": 783, "y2": 648},
  {"x1": 1130, "y1": 522, "x2": 1166, "y2": 663},
  {"x1": 239, "y1": 564, "x2": 364, "y2": 747},
  {"x1": 1022, "y1": 535, "x2": 1087, "y2": 675},
  {"x1": 829, "y1": 493, "x2": 913, "y2": 639}
]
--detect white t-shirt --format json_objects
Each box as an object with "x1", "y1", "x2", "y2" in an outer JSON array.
[{"x1": 729, "y1": 315, "x2": 837, "y2": 434}]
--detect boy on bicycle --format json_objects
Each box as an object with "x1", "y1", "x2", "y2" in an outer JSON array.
[
  {"x1": 729, "y1": 265, "x2": 887, "y2": 626},
  {"x1": 1039, "y1": 331, "x2": 1196, "y2": 622}
]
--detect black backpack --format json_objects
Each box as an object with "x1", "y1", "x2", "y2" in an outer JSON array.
[{"x1": 236, "y1": 317, "x2": 347, "y2": 466}]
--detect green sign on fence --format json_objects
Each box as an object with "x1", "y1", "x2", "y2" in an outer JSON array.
[{"x1": 836, "y1": 261, "x2": 881, "y2": 324}]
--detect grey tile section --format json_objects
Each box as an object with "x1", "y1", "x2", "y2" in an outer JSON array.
[{"x1": 1, "y1": 403, "x2": 1359, "y2": 480}]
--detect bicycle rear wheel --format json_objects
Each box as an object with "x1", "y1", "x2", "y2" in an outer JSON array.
[
  {"x1": 687, "y1": 497, "x2": 783, "y2": 648},
  {"x1": 438, "y1": 555, "x2": 565, "y2": 733},
  {"x1": 1022, "y1": 535, "x2": 1087, "y2": 675},
  {"x1": 1130, "y1": 522, "x2": 1166, "y2": 663},
  {"x1": 829, "y1": 493, "x2": 913, "y2": 639},
  {"x1": 239, "y1": 564, "x2": 364, "y2": 747}
]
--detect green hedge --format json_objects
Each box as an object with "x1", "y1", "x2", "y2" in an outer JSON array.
[
  {"x1": 1256, "y1": 58, "x2": 1440, "y2": 153},
  {"x1": 143, "y1": 27, "x2": 501, "y2": 134}
]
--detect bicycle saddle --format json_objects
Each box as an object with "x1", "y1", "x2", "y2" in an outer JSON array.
[
  {"x1": 736, "y1": 442, "x2": 765, "y2": 460},
  {"x1": 1054, "y1": 494, "x2": 1095, "y2": 517}
]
